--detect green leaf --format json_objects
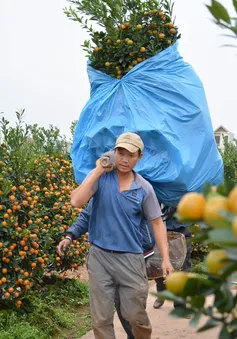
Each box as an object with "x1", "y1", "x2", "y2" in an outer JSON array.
[
  {"x1": 190, "y1": 296, "x2": 205, "y2": 309},
  {"x1": 214, "y1": 290, "x2": 229, "y2": 309},
  {"x1": 189, "y1": 227, "x2": 210, "y2": 243},
  {"x1": 214, "y1": 285, "x2": 234, "y2": 313},
  {"x1": 217, "y1": 180, "x2": 236, "y2": 196},
  {"x1": 182, "y1": 278, "x2": 199, "y2": 297},
  {"x1": 208, "y1": 228, "x2": 237, "y2": 246},
  {"x1": 206, "y1": 0, "x2": 231, "y2": 24},
  {"x1": 156, "y1": 290, "x2": 185, "y2": 305},
  {"x1": 220, "y1": 262, "x2": 237, "y2": 280},
  {"x1": 219, "y1": 210, "x2": 235, "y2": 222},
  {"x1": 169, "y1": 306, "x2": 194, "y2": 318},
  {"x1": 224, "y1": 179, "x2": 236, "y2": 194},
  {"x1": 219, "y1": 324, "x2": 231, "y2": 339},
  {"x1": 233, "y1": 0, "x2": 237, "y2": 12},
  {"x1": 197, "y1": 318, "x2": 218, "y2": 332},
  {"x1": 199, "y1": 287, "x2": 218, "y2": 297},
  {"x1": 230, "y1": 329, "x2": 237, "y2": 338},
  {"x1": 189, "y1": 312, "x2": 202, "y2": 328},
  {"x1": 230, "y1": 27, "x2": 237, "y2": 34},
  {"x1": 207, "y1": 216, "x2": 232, "y2": 229},
  {"x1": 202, "y1": 182, "x2": 212, "y2": 197},
  {"x1": 229, "y1": 318, "x2": 237, "y2": 330},
  {"x1": 183, "y1": 276, "x2": 217, "y2": 298},
  {"x1": 204, "y1": 306, "x2": 214, "y2": 316}
]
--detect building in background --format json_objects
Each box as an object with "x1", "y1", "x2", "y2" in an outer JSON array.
[{"x1": 214, "y1": 125, "x2": 235, "y2": 151}]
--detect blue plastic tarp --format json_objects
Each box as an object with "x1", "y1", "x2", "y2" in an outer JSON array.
[{"x1": 71, "y1": 43, "x2": 223, "y2": 207}]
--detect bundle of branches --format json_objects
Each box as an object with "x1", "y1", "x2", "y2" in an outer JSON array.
[{"x1": 64, "y1": 0, "x2": 180, "y2": 78}]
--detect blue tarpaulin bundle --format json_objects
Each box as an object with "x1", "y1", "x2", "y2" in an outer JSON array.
[{"x1": 71, "y1": 43, "x2": 223, "y2": 206}]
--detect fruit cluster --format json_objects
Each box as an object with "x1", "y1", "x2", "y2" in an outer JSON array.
[
  {"x1": 90, "y1": 10, "x2": 180, "y2": 78},
  {"x1": 65, "y1": 0, "x2": 180, "y2": 79},
  {"x1": 0, "y1": 144, "x2": 89, "y2": 308}
]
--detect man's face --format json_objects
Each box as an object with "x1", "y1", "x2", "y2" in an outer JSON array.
[{"x1": 114, "y1": 147, "x2": 142, "y2": 173}]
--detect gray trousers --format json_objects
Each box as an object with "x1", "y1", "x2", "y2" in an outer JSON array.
[{"x1": 87, "y1": 245, "x2": 152, "y2": 339}]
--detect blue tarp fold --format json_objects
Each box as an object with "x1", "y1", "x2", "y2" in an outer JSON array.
[{"x1": 71, "y1": 43, "x2": 223, "y2": 206}]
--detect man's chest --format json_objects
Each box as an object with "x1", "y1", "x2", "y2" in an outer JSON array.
[{"x1": 100, "y1": 185, "x2": 145, "y2": 217}]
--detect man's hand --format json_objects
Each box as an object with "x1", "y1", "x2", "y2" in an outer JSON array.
[
  {"x1": 162, "y1": 259, "x2": 174, "y2": 278},
  {"x1": 96, "y1": 156, "x2": 114, "y2": 173},
  {"x1": 150, "y1": 217, "x2": 174, "y2": 278},
  {"x1": 58, "y1": 239, "x2": 71, "y2": 256}
]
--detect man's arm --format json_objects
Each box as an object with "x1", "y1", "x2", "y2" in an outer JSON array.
[
  {"x1": 58, "y1": 200, "x2": 92, "y2": 256},
  {"x1": 150, "y1": 217, "x2": 169, "y2": 261},
  {"x1": 142, "y1": 182, "x2": 174, "y2": 276},
  {"x1": 71, "y1": 159, "x2": 109, "y2": 208},
  {"x1": 67, "y1": 200, "x2": 92, "y2": 240},
  {"x1": 150, "y1": 217, "x2": 174, "y2": 276}
]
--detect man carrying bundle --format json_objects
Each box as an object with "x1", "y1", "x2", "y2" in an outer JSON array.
[{"x1": 67, "y1": 132, "x2": 173, "y2": 339}]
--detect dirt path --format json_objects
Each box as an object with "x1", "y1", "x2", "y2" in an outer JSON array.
[{"x1": 80, "y1": 280, "x2": 219, "y2": 339}]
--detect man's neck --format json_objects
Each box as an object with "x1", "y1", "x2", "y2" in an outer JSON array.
[
  {"x1": 116, "y1": 169, "x2": 135, "y2": 181},
  {"x1": 116, "y1": 169, "x2": 135, "y2": 192}
]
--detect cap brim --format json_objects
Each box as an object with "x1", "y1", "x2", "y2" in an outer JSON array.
[{"x1": 115, "y1": 142, "x2": 140, "y2": 153}]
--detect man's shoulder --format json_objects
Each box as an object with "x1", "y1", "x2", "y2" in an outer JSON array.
[
  {"x1": 98, "y1": 169, "x2": 116, "y2": 185},
  {"x1": 135, "y1": 173, "x2": 153, "y2": 193}
]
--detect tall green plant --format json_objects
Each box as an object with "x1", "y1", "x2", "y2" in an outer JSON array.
[
  {"x1": 0, "y1": 111, "x2": 69, "y2": 185},
  {"x1": 70, "y1": 120, "x2": 77, "y2": 142},
  {"x1": 29, "y1": 124, "x2": 68, "y2": 156},
  {"x1": 220, "y1": 136, "x2": 237, "y2": 183},
  {"x1": 0, "y1": 110, "x2": 36, "y2": 185}
]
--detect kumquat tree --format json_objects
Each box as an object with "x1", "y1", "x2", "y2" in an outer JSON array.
[
  {"x1": 0, "y1": 111, "x2": 89, "y2": 309},
  {"x1": 159, "y1": 181, "x2": 237, "y2": 339},
  {"x1": 64, "y1": 0, "x2": 181, "y2": 79}
]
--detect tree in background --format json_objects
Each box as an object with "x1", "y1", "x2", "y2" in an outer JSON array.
[
  {"x1": 221, "y1": 136, "x2": 237, "y2": 183},
  {"x1": 0, "y1": 111, "x2": 89, "y2": 309}
]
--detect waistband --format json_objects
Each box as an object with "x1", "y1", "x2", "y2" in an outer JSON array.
[{"x1": 92, "y1": 243, "x2": 136, "y2": 254}]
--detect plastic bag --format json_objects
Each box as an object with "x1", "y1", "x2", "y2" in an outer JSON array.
[
  {"x1": 71, "y1": 43, "x2": 223, "y2": 206},
  {"x1": 145, "y1": 231, "x2": 187, "y2": 280}
]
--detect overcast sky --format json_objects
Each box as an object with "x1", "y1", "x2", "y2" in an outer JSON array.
[{"x1": 1, "y1": 0, "x2": 236, "y2": 140}]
